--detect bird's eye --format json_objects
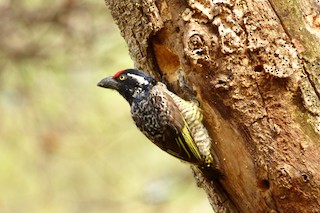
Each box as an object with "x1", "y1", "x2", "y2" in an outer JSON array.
[{"x1": 119, "y1": 75, "x2": 126, "y2": 81}]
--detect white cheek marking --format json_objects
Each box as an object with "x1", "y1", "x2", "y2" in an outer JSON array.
[{"x1": 127, "y1": 73, "x2": 149, "y2": 85}]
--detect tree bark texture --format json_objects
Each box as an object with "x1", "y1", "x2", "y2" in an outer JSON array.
[{"x1": 105, "y1": 0, "x2": 320, "y2": 212}]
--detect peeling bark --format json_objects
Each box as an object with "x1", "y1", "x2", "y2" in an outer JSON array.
[{"x1": 105, "y1": 0, "x2": 320, "y2": 212}]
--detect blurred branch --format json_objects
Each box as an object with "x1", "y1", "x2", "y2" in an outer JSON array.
[{"x1": 0, "y1": 0, "x2": 91, "y2": 61}]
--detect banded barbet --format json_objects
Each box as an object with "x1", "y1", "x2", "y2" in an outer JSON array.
[{"x1": 98, "y1": 69, "x2": 214, "y2": 167}]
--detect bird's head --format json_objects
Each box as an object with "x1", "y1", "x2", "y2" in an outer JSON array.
[{"x1": 97, "y1": 69, "x2": 156, "y2": 104}]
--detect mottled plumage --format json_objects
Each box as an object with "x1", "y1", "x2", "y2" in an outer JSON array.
[{"x1": 98, "y1": 69, "x2": 212, "y2": 166}]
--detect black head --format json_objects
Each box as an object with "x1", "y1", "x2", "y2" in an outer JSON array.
[{"x1": 97, "y1": 69, "x2": 156, "y2": 104}]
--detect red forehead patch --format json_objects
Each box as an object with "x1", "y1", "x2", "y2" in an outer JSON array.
[{"x1": 113, "y1": 70, "x2": 125, "y2": 78}]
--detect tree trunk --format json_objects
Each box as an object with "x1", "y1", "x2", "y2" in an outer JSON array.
[{"x1": 105, "y1": 0, "x2": 320, "y2": 212}]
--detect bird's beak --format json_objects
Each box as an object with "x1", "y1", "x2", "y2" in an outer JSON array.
[{"x1": 97, "y1": 77, "x2": 119, "y2": 90}]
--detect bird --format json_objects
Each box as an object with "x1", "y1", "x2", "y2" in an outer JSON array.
[{"x1": 97, "y1": 69, "x2": 214, "y2": 167}]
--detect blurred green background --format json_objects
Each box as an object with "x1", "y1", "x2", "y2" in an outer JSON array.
[{"x1": 0, "y1": 0, "x2": 211, "y2": 212}]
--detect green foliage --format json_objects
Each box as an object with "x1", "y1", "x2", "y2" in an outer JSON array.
[{"x1": 0, "y1": 1, "x2": 211, "y2": 212}]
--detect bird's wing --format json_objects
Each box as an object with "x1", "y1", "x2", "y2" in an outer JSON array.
[{"x1": 151, "y1": 86, "x2": 203, "y2": 164}]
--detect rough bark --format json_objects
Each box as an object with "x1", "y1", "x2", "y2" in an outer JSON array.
[{"x1": 105, "y1": 0, "x2": 320, "y2": 212}]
